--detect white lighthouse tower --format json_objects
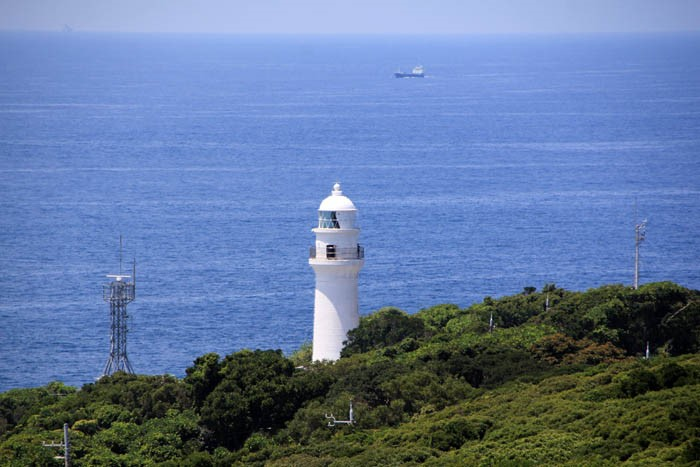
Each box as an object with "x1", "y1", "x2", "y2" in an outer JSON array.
[{"x1": 310, "y1": 183, "x2": 365, "y2": 361}]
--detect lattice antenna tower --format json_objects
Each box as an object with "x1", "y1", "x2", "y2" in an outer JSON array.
[{"x1": 102, "y1": 236, "x2": 136, "y2": 376}]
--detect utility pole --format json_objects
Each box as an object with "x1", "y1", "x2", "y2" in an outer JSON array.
[
  {"x1": 634, "y1": 219, "x2": 647, "y2": 290},
  {"x1": 42, "y1": 423, "x2": 70, "y2": 466}
]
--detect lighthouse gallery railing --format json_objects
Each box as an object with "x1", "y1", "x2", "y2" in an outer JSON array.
[{"x1": 309, "y1": 245, "x2": 364, "y2": 260}]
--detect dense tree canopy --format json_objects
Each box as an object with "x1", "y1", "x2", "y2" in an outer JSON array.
[
  {"x1": 341, "y1": 307, "x2": 426, "y2": 357},
  {"x1": 1, "y1": 282, "x2": 699, "y2": 466}
]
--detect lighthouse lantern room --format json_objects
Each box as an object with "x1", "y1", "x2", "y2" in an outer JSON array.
[{"x1": 309, "y1": 183, "x2": 364, "y2": 361}]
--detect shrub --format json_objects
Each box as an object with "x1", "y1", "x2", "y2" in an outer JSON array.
[{"x1": 618, "y1": 368, "x2": 660, "y2": 398}]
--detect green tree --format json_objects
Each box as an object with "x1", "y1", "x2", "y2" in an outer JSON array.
[
  {"x1": 342, "y1": 307, "x2": 425, "y2": 356},
  {"x1": 416, "y1": 303, "x2": 463, "y2": 332},
  {"x1": 199, "y1": 349, "x2": 322, "y2": 450},
  {"x1": 184, "y1": 353, "x2": 223, "y2": 409},
  {"x1": 289, "y1": 342, "x2": 313, "y2": 367}
]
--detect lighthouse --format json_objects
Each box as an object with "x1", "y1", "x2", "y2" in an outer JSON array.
[{"x1": 309, "y1": 183, "x2": 365, "y2": 361}]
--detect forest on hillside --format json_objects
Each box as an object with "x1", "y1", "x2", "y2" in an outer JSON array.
[{"x1": 1, "y1": 281, "x2": 699, "y2": 466}]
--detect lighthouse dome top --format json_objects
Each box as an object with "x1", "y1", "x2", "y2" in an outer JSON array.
[
  {"x1": 316, "y1": 183, "x2": 359, "y2": 230},
  {"x1": 318, "y1": 183, "x2": 357, "y2": 211}
]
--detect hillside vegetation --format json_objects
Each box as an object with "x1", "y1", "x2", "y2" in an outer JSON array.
[{"x1": 1, "y1": 282, "x2": 699, "y2": 466}]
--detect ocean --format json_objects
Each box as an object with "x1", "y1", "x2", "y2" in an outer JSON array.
[{"x1": 1, "y1": 32, "x2": 699, "y2": 391}]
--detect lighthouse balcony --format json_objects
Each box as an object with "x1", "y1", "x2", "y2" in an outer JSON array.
[{"x1": 310, "y1": 245, "x2": 364, "y2": 260}]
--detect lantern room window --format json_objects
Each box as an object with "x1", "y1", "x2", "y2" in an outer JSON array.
[{"x1": 319, "y1": 211, "x2": 340, "y2": 229}]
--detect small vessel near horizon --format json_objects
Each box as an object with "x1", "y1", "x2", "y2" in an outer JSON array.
[{"x1": 394, "y1": 65, "x2": 424, "y2": 78}]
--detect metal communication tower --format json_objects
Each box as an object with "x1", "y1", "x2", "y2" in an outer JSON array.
[{"x1": 102, "y1": 242, "x2": 136, "y2": 376}]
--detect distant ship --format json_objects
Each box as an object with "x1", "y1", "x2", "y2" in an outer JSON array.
[{"x1": 394, "y1": 65, "x2": 424, "y2": 78}]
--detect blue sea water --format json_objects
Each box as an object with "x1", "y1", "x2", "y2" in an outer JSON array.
[{"x1": 0, "y1": 32, "x2": 699, "y2": 391}]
